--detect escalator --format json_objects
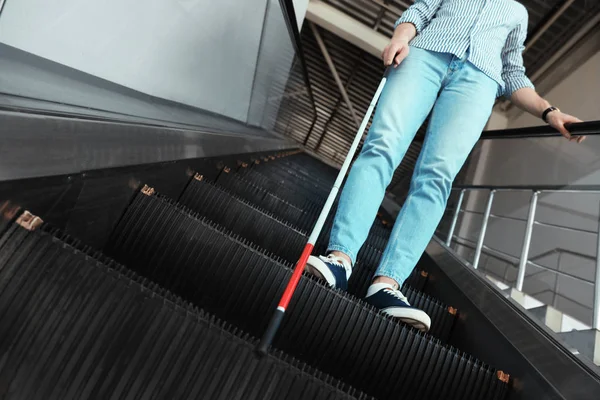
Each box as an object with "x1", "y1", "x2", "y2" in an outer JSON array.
[{"x1": 0, "y1": 151, "x2": 513, "y2": 400}]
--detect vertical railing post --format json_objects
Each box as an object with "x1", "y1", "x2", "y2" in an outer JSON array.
[
  {"x1": 473, "y1": 190, "x2": 495, "y2": 269},
  {"x1": 593, "y1": 201, "x2": 600, "y2": 330},
  {"x1": 447, "y1": 189, "x2": 466, "y2": 247},
  {"x1": 516, "y1": 191, "x2": 539, "y2": 291}
]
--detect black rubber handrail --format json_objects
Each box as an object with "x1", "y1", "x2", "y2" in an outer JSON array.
[
  {"x1": 453, "y1": 184, "x2": 600, "y2": 192},
  {"x1": 278, "y1": 0, "x2": 319, "y2": 145},
  {"x1": 481, "y1": 120, "x2": 600, "y2": 140}
]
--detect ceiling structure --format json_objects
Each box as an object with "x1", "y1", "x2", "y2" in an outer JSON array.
[{"x1": 280, "y1": 0, "x2": 600, "y2": 201}]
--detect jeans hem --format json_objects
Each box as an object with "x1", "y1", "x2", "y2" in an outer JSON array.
[
  {"x1": 372, "y1": 269, "x2": 407, "y2": 287},
  {"x1": 326, "y1": 244, "x2": 356, "y2": 266}
]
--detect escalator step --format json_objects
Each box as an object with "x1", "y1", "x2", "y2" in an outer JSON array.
[
  {"x1": 224, "y1": 167, "x2": 323, "y2": 212},
  {"x1": 106, "y1": 192, "x2": 508, "y2": 400},
  {"x1": 217, "y1": 171, "x2": 317, "y2": 231},
  {"x1": 0, "y1": 222, "x2": 371, "y2": 400},
  {"x1": 183, "y1": 177, "x2": 396, "y2": 283},
  {"x1": 179, "y1": 175, "x2": 306, "y2": 263},
  {"x1": 175, "y1": 183, "x2": 454, "y2": 339},
  {"x1": 405, "y1": 268, "x2": 429, "y2": 291},
  {"x1": 214, "y1": 167, "x2": 392, "y2": 250},
  {"x1": 241, "y1": 167, "x2": 328, "y2": 202}
]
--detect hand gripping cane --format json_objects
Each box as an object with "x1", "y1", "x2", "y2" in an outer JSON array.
[{"x1": 256, "y1": 68, "x2": 391, "y2": 356}]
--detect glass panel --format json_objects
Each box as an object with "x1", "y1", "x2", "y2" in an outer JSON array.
[
  {"x1": 247, "y1": 0, "x2": 316, "y2": 136},
  {"x1": 436, "y1": 133, "x2": 600, "y2": 370}
]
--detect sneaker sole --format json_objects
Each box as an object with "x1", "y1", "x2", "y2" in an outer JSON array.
[
  {"x1": 305, "y1": 256, "x2": 337, "y2": 288},
  {"x1": 381, "y1": 307, "x2": 431, "y2": 333}
]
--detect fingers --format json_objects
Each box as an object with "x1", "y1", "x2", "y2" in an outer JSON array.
[
  {"x1": 393, "y1": 46, "x2": 409, "y2": 67},
  {"x1": 382, "y1": 42, "x2": 408, "y2": 67},
  {"x1": 383, "y1": 44, "x2": 398, "y2": 67},
  {"x1": 560, "y1": 124, "x2": 587, "y2": 144},
  {"x1": 381, "y1": 47, "x2": 390, "y2": 66},
  {"x1": 555, "y1": 123, "x2": 571, "y2": 140},
  {"x1": 553, "y1": 114, "x2": 586, "y2": 143}
]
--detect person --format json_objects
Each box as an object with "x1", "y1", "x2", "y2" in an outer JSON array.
[{"x1": 305, "y1": 0, "x2": 585, "y2": 332}]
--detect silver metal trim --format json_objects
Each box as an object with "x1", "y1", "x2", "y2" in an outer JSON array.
[
  {"x1": 517, "y1": 191, "x2": 539, "y2": 291},
  {"x1": 534, "y1": 220, "x2": 599, "y2": 236},
  {"x1": 0, "y1": 110, "x2": 295, "y2": 181},
  {"x1": 450, "y1": 235, "x2": 595, "y2": 285},
  {"x1": 473, "y1": 190, "x2": 495, "y2": 269},
  {"x1": 446, "y1": 189, "x2": 465, "y2": 246},
  {"x1": 594, "y1": 201, "x2": 600, "y2": 330}
]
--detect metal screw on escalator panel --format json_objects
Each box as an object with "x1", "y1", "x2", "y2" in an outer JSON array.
[
  {"x1": 256, "y1": 68, "x2": 391, "y2": 356},
  {"x1": 15, "y1": 211, "x2": 43, "y2": 231}
]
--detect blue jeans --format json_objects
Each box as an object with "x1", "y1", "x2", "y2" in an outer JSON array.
[{"x1": 328, "y1": 46, "x2": 498, "y2": 286}]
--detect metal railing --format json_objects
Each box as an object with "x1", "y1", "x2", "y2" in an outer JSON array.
[
  {"x1": 446, "y1": 235, "x2": 596, "y2": 286},
  {"x1": 444, "y1": 184, "x2": 600, "y2": 330}
]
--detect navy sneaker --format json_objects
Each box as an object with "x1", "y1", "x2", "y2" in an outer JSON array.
[
  {"x1": 305, "y1": 254, "x2": 352, "y2": 290},
  {"x1": 365, "y1": 283, "x2": 431, "y2": 332}
]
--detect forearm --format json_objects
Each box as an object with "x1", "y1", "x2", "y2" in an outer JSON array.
[
  {"x1": 509, "y1": 87, "x2": 551, "y2": 119},
  {"x1": 392, "y1": 23, "x2": 417, "y2": 43}
]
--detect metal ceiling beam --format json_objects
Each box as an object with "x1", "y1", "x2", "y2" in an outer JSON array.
[
  {"x1": 524, "y1": 0, "x2": 576, "y2": 52},
  {"x1": 370, "y1": 0, "x2": 406, "y2": 16},
  {"x1": 306, "y1": 0, "x2": 389, "y2": 58},
  {"x1": 309, "y1": 22, "x2": 360, "y2": 128}
]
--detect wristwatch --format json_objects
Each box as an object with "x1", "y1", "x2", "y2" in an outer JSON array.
[{"x1": 542, "y1": 106, "x2": 560, "y2": 123}]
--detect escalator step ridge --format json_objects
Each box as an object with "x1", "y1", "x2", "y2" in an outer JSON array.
[
  {"x1": 0, "y1": 223, "x2": 373, "y2": 400},
  {"x1": 137, "y1": 189, "x2": 456, "y2": 341},
  {"x1": 106, "y1": 192, "x2": 509, "y2": 399},
  {"x1": 182, "y1": 176, "x2": 308, "y2": 235},
  {"x1": 179, "y1": 180, "x2": 426, "y2": 303},
  {"x1": 215, "y1": 172, "x2": 319, "y2": 231},
  {"x1": 132, "y1": 189, "x2": 455, "y2": 335},
  {"x1": 219, "y1": 168, "x2": 322, "y2": 215},
  {"x1": 180, "y1": 177, "x2": 308, "y2": 263},
  {"x1": 140, "y1": 188, "x2": 293, "y2": 267}
]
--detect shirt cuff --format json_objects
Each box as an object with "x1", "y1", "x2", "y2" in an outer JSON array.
[
  {"x1": 503, "y1": 74, "x2": 534, "y2": 98},
  {"x1": 394, "y1": 9, "x2": 425, "y2": 33}
]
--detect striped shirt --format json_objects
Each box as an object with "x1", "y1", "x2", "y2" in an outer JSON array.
[{"x1": 395, "y1": 0, "x2": 534, "y2": 98}]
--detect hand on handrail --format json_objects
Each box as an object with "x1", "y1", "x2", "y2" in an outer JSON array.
[{"x1": 546, "y1": 110, "x2": 586, "y2": 143}]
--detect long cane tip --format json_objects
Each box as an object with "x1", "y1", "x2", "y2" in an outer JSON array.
[{"x1": 254, "y1": 344, "x2": 269, "y2": 358}]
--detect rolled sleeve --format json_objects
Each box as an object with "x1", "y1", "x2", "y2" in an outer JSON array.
[
  {"x1": 394, "y1": 0, "x2": 442, "y2": 33},
  {"x1": 501, "y1": 16, "x2": 535, "y2": 98}
]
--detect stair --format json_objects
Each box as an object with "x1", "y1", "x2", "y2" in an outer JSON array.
[
  {"x1": 0, "y1": 151, "x2": 511, "y2": 399},
  {"x1": 0, "y1": 223, "x2": 370, "y2": 400},
  {"x1": 177, "y1": 177, "x2": 455, "y2": 341}
]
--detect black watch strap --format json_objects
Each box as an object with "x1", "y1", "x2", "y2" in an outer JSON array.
[{"x1": 542, "y1": 106, "x2": 559, "y2": 123}]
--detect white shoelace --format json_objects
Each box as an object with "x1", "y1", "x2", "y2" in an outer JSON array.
[
  {"x1": 383, "y1": 288, "x2": 410, "y2": 306},
  {"x1": 320, "y1": 255, "x2": 352, "y2": 279},
  {"x1": 321, "y1": 254, "x2": 351, "y2": 269}
]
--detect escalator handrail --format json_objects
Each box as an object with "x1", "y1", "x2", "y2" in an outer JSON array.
[
  {"x1": 481, "y1": 120, "x2": 600, "y2": 140},
  {"x1": 452, "y1": 183, "x2": 600, "y2": 192},
  {"x1": 278, "y1": 0, "x2": 319, "y2": 144}
]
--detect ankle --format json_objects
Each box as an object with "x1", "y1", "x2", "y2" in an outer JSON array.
[
  {"x1": 372, "y1": 276, "x2": 399, "y2": 290},
  {"x1": 329, "y1": 251, "x2": 352, "y2": 267}
]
